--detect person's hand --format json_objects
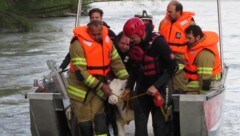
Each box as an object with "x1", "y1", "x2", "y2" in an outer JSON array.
[
  {"x1": 101, "y1": 83, "x2": 112, "y2": 96},
  {"x1": 146, "y1": 85, "x2": 158, "y2": 96},
  {"x1": 153, "y1": 92, "x2": 164, "y2": 107},
  {"x1": 121, "y1": 88, "x2": 131, "y2": 101}
]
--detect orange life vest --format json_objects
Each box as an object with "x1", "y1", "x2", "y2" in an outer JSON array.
[
  {"x1": 184, "y1": 31, "x2": 222, "y2": 80},
  {"x1": 70, "y1": 26, "x2": 112, "y2": 76},
  {"x1": 159, "y1": 11, "x2": 195, "y2": 54}
]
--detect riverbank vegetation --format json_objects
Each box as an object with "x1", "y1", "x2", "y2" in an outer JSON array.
[{"x1": 0, "y1": 0, "x2": 104, "y2": 32}]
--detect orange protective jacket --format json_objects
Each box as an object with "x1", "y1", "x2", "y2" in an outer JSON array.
[
  {"x1": 70, "y1": 26, "x2": 112, "y2": 76},
  {"x1": 159, "y1": 11, "x2": 195, "y2": 54},
  {"x1": 184, "y1": 31, "x2": 222, "y2": 80}
]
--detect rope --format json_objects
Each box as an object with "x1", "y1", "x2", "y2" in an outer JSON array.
[
  {"x1": 160, "y1": 106, "x2": 168, "y2": 122},
  {"x1": 111, "y1": 92, "x2": 147, "y2": 103},
  {"x1": 160, "y1": 105, "x2": 172, "y2": 122},
  {"x1": 111, "y1": 92, "x2": 172, "y2": 123},
  {"x1": 110, "y1": 92, "x2": 141, "y2": 125}
]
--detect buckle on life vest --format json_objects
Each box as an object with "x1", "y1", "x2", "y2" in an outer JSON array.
[{"x1": 175, "y1": 32, "x2": 181, "y2": 39}]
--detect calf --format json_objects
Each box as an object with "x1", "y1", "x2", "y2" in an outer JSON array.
[{"x1": 108, "y1": 79, "x2": 134, "y2": 136}]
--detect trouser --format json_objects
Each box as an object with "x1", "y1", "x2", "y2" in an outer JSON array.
[
  {"x1": 105, "y1": 100, "x2": 118, "y2": 136},
  {"x1": 172, "y1": 69, "x2": 187, "y2": 92},
  {"x1": 134, "y1": 94, "x2": 167, "y2": 136},
  {"x1": 70, "y1": 91, "x2": 108, "y2": 136},
  {"x1": 78, "y1": 114, "x2": 108, "y2": 136},
  {"x1": 172, "y1": 53, "x2": 188, "y2": 93},
  {"x1": 172, "y1": 111, "x2": 180, "y2": 136}
]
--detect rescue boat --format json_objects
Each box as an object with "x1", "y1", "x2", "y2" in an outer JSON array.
[{"x1": 26, "y1": 0, "x2": 228, "y2": 136}]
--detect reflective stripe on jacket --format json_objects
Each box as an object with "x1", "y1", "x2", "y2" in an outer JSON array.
[
  {"x1": 159, "y1": 11, "x2": 195, "y2": 54},
  {"x1": 184, "y1": 31, "x2": 222, "y2": 81}
]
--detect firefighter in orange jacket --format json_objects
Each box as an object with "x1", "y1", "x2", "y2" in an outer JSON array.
[
  {"x1": 60, "y1": 8, "x2": 116, "y2": 70},
  {"x1": 184, "y1": 25, "x2": 222, "y2": 94},
  {"x1": 67, "y1": 20, "x2": 128, "y2": 136},
  {"x1": 159, "y1": 0, "x2": 195, "y2": 93}
]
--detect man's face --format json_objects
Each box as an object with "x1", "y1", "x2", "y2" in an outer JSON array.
[
  {"x1": 90, "y1": 12, "x2": 102, "y2": 21},
  {"x1": 88, "y1": 26, "x2": 103, "y2": 43},
  {"x1": 117, "y1": 36, "x2": 130, "y2": 53},
  {"x1": 186, "y1": 33, "x2": 197, "y2": 47},
  {"x1": 129, "y1": 34, "x2": 141, "y2": 45},
  {"x1": 167, "y1": 4, "x2": 179, "y2": 22}
]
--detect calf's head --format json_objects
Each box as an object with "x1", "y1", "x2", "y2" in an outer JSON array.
[{"x1": 108, "y1": 79, "x2": 127, "y2": 104}]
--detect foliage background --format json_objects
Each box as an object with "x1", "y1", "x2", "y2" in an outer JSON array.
[{"x1": 0, "y1": 0, "x2": 96, "y2": 32}]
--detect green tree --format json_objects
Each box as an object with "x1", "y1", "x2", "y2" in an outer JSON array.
[{"x1": 0, "y1": 0, "x2": 94, "y2": 32}]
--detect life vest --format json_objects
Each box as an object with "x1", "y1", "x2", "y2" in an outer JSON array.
[
  {"x1": 184, "y1": 31, "x2": 222, "y2": 80},
  {"x1": 143, "y1": 55, "x2": 161, "y2": 76},
  {"x1": 159, "y1": 11, "x2": 195, "y2": 54},
  {"x1": 143, "y1": 34, "x2": 162, "y2": 76},
  {"x1": 70, "y1": 26, "x2": 112, "y2": 76},
  {"x1": 129, "y1": 33, "x2": 161, "y2": 76}
]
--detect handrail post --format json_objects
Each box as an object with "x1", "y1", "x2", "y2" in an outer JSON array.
[
  {"x1": 75, "y1": 0, "x2": 82, "y2": 27},
  {"x1": 217, "y1": 0, "x2": 224, "y2": 69}
]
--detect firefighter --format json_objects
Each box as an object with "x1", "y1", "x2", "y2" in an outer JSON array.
[
  {"x1": 60, "y1": 8, "x2": 116, "y2": 70},
  {"x1": 158, "y1": 0, "x2": 195, "y2": 93},
  {"x1": 67, "y1": 20, "x2": 128, "y2": 136},
  {"x1": 184, "y1": 25, "x2": 222, "y2": 94},
  {"x1": 158, "y1": 1, "x2": 195, "y2": 135}
]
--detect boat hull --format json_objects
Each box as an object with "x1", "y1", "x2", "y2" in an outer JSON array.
[
  {"x1": 173, "y1": 65, "x2": 228, "y2": 136},
  {"x1": 27, "y1": 87, "x2": 71, "y2": 136}
]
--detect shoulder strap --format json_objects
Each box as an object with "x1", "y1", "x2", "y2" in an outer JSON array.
[{"x1": 148, "y1": 32, "x2": 160, "y2": 49}]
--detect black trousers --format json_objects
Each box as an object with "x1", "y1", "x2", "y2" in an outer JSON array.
[
  {"x1": 134, "y1": 92, "x2": 167, "y2": 136},
  {"x1": 105, "y1": 101, "x2": 118, "y2": 136},
  {"x1": 172, "y1": 111, "x2": 180, "y2": 136}
]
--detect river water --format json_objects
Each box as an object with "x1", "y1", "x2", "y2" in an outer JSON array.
[{"x1": 0, "y1": 0, "x2": 239, "y2": 136}]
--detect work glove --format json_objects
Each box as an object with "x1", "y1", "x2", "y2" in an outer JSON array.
[{"x1": 153, "y1": 91, "x2": 164, "y2": 107}]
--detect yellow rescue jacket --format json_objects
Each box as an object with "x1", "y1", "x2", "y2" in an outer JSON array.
[
  {"x1": 184, "y1": 31, "x2": 222, "y2": 80},
  {"x1": 70, "y1": 26, "x2": 112, "y2": 76},
  {"x1": 159, "y1": 11, "x2": 195, "y2": 54}
]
